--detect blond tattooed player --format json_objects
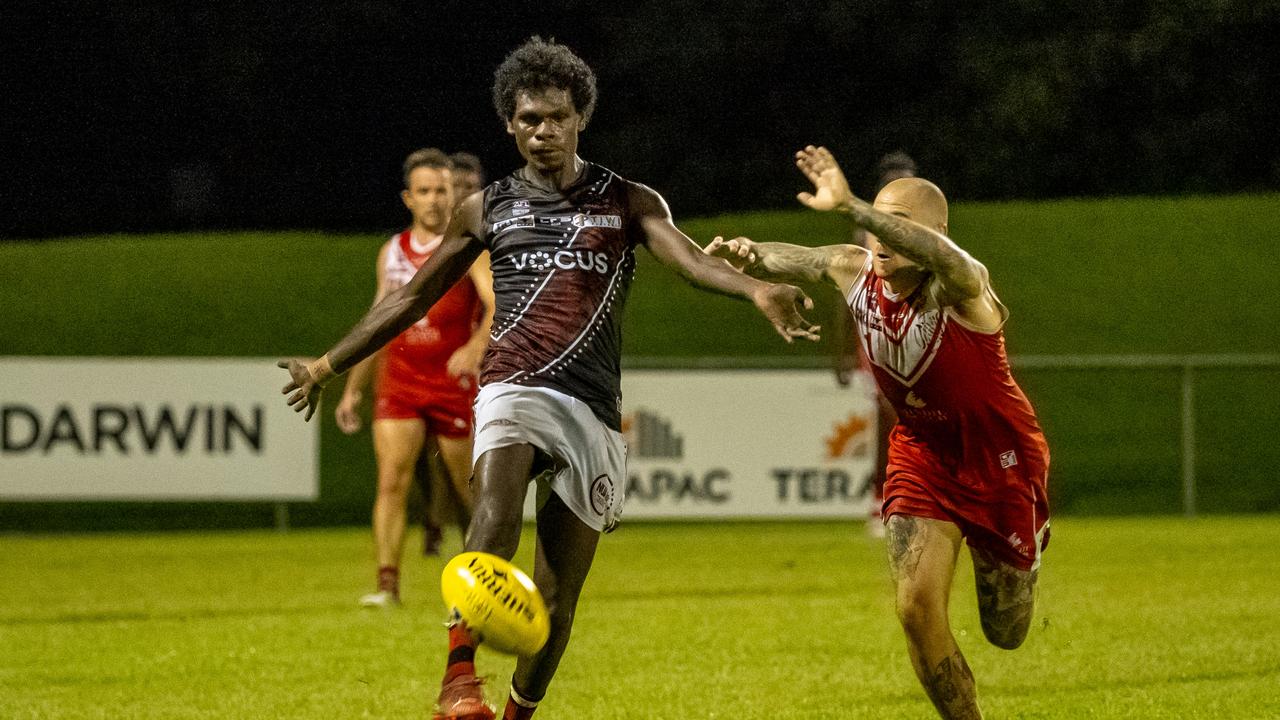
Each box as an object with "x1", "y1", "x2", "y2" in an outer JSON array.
[{"x1": 708, "y1": 146, "x2": 1050, "y2": 720}]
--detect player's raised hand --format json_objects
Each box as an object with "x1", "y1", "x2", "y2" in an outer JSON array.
[
  {"x1": 278, "y1": 357, "x2": 328, "y2": 422},
  {"x1": 796, "y1": 145, "x2": 856, "y2": 212},
  {"x1": 752, "y1": 283, "x2": 821, "y2": 344},
  {"x1": 704, "y1": 236, "x2": 758, "y2": 272}
]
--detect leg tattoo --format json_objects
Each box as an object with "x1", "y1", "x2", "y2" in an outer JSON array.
[
  {"x1": 924, "y1": 650, "x2": 982, "y2": 720},
  {"x1": 887, "y1": 515, "x2": 926, "y2": 582},
  {"x1": 973, "y1": 551, "x2": 1037, "y2": 650}
]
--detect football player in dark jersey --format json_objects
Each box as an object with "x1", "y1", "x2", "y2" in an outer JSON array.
[{"x1": 280, "y1": 37, "x2": 818, "y2": 720}]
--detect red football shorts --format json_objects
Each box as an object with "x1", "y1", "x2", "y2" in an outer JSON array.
[
  {"x1": 882, "y1": 427, "x2": 1050, "y2": 571},
  {"x1": 373, "y1": 375, "x2": 475, "y2": 438}
]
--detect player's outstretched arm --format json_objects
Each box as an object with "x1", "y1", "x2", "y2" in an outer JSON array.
[
  {"x1": 705, "y1": 236, "x2": 867, "y2": 297},
  {"x1": 630, "y1": 184, "x2": 819, "y2": 343},
  {"x1": 334, "y1": 243, "x2": 392, "y2": 434},
  {"x1": 796, "y1": 146, "x2": 987, "y2": 303},
  {"x1": 280, "y1": 194, "x2": 486, "y2": 420}
]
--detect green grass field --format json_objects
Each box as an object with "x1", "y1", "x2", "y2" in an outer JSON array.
[{"x1": 4, "y1": 517, "x2": 1279, "y2": 719}]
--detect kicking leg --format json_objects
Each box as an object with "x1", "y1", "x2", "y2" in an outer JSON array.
[
  {"x1": 435, "y1": 444, "x2": 538, "y2": 720},
  {"x1": 887, "y1": 514, "x2": 982, "y2": 720},
  {"x1": 971, "y1": 547, "x2": 1037, "y2": 650},
  {"x1": 504, "y1": 490, "x2": 600, "y2": 719}
]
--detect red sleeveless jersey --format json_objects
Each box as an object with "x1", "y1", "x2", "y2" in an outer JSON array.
[
  {"x1": 379, "y1": 229, "x2": 481, "y2": 390},
  {"x1": 847, "y1": 261, "x2": 1049, "y2": 491}
]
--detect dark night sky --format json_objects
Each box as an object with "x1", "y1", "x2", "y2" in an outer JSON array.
[{"x1": 4, "y1": 1, "x2": 1279, "y2": 239}]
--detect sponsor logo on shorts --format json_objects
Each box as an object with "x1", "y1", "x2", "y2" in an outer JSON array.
[
  {"x1": 1000, "y1": 450, "x2": 1018, "y2": 469},
  {"x1": 481, "y1": 418, "x2": 518, "y2": 432},
  {"x1": 590, "y1": 474, "x2": 615, "y2": 516},
  {"x1": 1008, "y1": 532, "x2": 1034, "y2": 557}
]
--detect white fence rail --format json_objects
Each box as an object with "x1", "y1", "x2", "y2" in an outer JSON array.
[{"x1": 623, "y1": 354, "x2": 1280, "y2": 517}]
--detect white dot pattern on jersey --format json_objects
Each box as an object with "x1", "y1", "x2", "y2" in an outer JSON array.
[
  {"x1": 490, "y1": 224, "x2": 586, "y2": 342},
  {"x1": 494, "y1": 167, "x2": 624, "y2": 384},
  {"x1": 489, "y1": 170, "x2": 617, "y2": 344},
  {"x1": 518, "y1": 246, "x2": 635, "y2": 383}
]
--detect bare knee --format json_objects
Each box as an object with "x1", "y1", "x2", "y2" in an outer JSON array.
[
  {"x1": 465, "y1": 497, "x2": 523, "y2": 558},
  {"x1": 896, "y1": 587, "x2": 949, "y2": 643},
  {"x1": 980, "y1": 611, "x2": 1030, "y2": 649},
  {"x1": 375, "y1": 467, "x2": 412, "y2": 501},
  {"x1": 464, "y1": 446, "x2": 537, "y2": 557}
]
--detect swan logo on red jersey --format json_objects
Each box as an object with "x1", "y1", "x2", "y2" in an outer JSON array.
[
  {"x1": 851, "y1": 277, "x2": 947, "y2": 387},
  {"x1": 510, "y1": 249, "x2": 609, "y2": 274}
]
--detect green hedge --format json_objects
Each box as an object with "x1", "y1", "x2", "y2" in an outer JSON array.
[{"x1": 3, "y1": 194, "x2": 1278, "y2": 530}]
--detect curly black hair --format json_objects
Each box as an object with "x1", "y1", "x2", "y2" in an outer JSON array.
[{"x1": 492, "y1": 37, "x2": 598, "y2": 125}]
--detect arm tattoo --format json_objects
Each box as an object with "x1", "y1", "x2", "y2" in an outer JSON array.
[
  {"x1": 750, "y1": 242, "x2": 854, "y2": 284},
  {"x1": 843, "y1": 200, "x2": 984, "y2": 299}
]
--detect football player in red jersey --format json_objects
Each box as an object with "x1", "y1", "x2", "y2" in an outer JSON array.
[
  {"x1": 829, "y1": 152, "x2": 920, "y2": 538},
  {"x1": 708, "y1": 146, "x2": 1049, "y2": 720},
  {"x1": 280, "y1": 39, "x2": 818, "y2": 720},
  {"x1": 333, "y1": 148, "x2": 495, "y2": 608}
]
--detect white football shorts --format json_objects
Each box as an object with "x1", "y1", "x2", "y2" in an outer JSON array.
[{"x1": 472, "y1": 382, "x2": 627, "y2": 533}]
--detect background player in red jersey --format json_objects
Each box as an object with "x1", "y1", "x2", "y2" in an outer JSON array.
[
  {"x1": 708, "y1": 146, "x2": 1049, "y2": 720},
  {"x1": 333, "y1": 148, "x2": 496, "y2": 608},
  {"x1": 280, "y1": 38, "x2": 818, "y2": 720},
  {"x1": 417, "y1": 150, "x2": 489, "y2": 557}
]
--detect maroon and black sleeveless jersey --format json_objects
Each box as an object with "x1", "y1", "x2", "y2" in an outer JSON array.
[{"x1": 479, "y1": 162, "x2": 639, "y2": 430}]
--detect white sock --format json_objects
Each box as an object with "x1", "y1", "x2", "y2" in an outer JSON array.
[{"x1": 510, "y1": 686, "x2": 539, "y2": 709}]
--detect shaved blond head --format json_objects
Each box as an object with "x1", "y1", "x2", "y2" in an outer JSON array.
[{"x1": 874, "y1": 177, "x2": 948, "y2": 234}]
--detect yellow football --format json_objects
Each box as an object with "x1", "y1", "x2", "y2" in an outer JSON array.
[{"x1": 440, "y1": 552, "x2": 550, "y2": 657}]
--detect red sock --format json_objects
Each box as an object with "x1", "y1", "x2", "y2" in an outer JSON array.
[
  {"x1": 443, "y1": 621, "x2": 477, "y2": 684},
  {"x1": 502, "y1": 684, "x2": 539, "y2": 720},
  {"x1": 377, "y1": 565, "x2": 399, "y2": 597}
]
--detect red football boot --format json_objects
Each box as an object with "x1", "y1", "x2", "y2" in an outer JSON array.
[{"x1": 432, "y1": 674, "x2": 494, "y2": 720}]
